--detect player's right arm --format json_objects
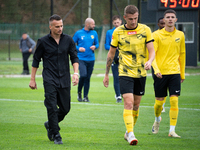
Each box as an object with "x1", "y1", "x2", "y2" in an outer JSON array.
[
  {"x1": 103, "y1": 28, "x2": 118, "y2": 87},
  {"x1": 151, "y1": 31, "x2": 162, "y2": 78},
  {"x1": 103, "y1": 46, "x2": 116, "y2": 88}
]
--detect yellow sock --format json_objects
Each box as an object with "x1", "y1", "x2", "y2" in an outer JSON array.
[
  {"x1": 170, "y1": 96, "x2": 179, "y2": 126},
  {"x1": 123, "y1": 109, "x2": 133, "y2": 133},
  {"x1": 132, "y1": 109, "x2": 139, "y2": 127},
  {"x1": 154, "y1": 99, "x2": 164, "y2": 117}
]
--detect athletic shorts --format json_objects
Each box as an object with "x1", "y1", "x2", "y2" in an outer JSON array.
[
  {"x1": 119, "y1": 76, "x2": 146, "y2": 95},
  {"x1": 154, "y1": 74, "x2": 181, "y2": 97}
]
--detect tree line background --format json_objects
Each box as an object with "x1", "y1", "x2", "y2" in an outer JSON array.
[
  {"x1": 0, "y1": 0, "x2": 140, "y2": 61},
  {"x1": 0, "y1": 0, "x2": 139, "y2": 25}
]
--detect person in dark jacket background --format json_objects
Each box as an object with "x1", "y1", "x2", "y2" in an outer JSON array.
[{"x1": 19, "y1": 33, "x2": 36, "y2": 75}]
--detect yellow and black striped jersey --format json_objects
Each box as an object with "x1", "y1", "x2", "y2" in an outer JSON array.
[
  {"x1": 152, "y1": 27, "x2": 185, "y2": 79},
  {"x1": 111, "y1": 23, "x2": 153, "y2": 78}
]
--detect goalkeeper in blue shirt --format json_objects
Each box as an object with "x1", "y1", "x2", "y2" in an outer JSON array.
[
  {"x1": 105, "y1": 15, "x2": 122, "y2": 103},
  {"x1": 73, "y1": 18, "x2": 99, "y2": 102}
]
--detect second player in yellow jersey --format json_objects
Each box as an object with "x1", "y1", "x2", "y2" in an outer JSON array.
[
  {"x1": 152, "y1": 27, "x2": 185, "y2": 79},
  {"x1": 151, "y1": 9, "x2": 186, "y2": 139}
]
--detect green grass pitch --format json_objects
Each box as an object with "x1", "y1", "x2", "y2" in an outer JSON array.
[{"x1": 0, "y1": 74, "x2": 200, "y2": 150}]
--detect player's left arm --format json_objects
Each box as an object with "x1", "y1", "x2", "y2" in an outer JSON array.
[
  {"x1": 145, "y1": 27, "x2": 155, "y2": 70},
  {"x1": 145, "y1": 41, "x2": 155, "y2": 70},
  {"x1": 179, "y1": 33, "x2": 186, "y2": 83}
]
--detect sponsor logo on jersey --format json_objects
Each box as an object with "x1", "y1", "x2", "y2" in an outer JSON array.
[{"x1": 127, "y1": 31, "x2": 137, "y2": 35}]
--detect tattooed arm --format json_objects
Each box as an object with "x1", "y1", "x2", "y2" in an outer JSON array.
[{"x1": 103, "y1": 46, "x2": 117, "y2": 87}]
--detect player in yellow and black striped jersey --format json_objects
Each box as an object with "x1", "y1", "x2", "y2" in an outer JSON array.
[
  {"x1": 103, "y1": 5, "x2": 155, "y2": 146},
  {"x1": 111, "y1": 23, "x2": 154, "y2": 78},
  {"x1": 151, "y1": 9, "x2": 186, "y2": 138}
]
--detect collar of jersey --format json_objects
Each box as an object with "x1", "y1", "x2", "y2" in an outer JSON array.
[
  {"x1": 124, "y1": 23, "x2": 138, "y2": 30},
  {"x1": 162, "y1": 27, "x2": 177, "y2": 35}
]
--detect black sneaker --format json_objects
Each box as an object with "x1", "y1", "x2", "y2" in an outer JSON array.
[
  {"x1": 44, "y1": 121, "x2": 53, "y2": 141},
  {"x1": 77, "y1": 92, "x2": 82, "y2": 102},
  {"x1": 83, "y1": 96, "x2": 90, "y2": 102},
  {"x1": 54, "y1": 133, "x2": 63, "y2": 144},
  {"x1": 21, "y1": 71, "x2": 26, "y2": 75}
]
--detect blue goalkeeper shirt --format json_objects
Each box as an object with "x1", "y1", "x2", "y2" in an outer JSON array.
[
  {"x1": 73, "y1": 28, "x2": 99, "y2": 61},
  {"x1": 104, "y1": 27, "x2": 115, "y2": 50}
]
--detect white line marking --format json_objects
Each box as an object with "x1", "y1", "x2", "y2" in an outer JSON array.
[
  {"x1": 0, "y1": 98, "x2": 200, "y2": 111},
  {"x1": 0, "y1": 73, "x2": 200, "y2": 78}
]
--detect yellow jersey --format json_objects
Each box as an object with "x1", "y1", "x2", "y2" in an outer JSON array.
[
  {"x1": 111, "y1": 23, "x2": 154, "y2": 78},
  {"x1": 152, "y1": 27, "x2": 186, "y2": 79}
]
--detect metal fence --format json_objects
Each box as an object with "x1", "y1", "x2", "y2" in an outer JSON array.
[
  {"x1": 0, "y1": 23, "x2": 102, "y2": 41},
  {"x1": 0, "y1": 23, "x2": 106, "y2": 61}
]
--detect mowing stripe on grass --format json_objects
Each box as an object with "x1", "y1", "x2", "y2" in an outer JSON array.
[{"x1": 0, "y1": 98, "x2": 200, "y2": 111}]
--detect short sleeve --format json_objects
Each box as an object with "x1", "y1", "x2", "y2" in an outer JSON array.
[
  {"x1": 152, "y1": 31, "x2": 159, "y2": 52},
  {"x1": 146, "y1": 26, "x2": 154, "y2": 43},
  {"x1": 110, "y1": 29, "x2": 118, "y2": 47}
]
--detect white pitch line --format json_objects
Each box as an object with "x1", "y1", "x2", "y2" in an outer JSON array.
[
  {"x1": 0, "y1": 98, "x2": 200, "y2": 111},
  {"x1": 0, "y1": 73, "x2": 200, "y2": 78}
]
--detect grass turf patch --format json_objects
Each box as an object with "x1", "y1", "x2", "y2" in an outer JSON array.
[{"x1": 0, "y1": 75, "x2": 200, "y2": 149}]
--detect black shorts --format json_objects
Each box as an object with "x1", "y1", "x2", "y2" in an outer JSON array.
[
  {"x1": 154, "y1": 74, "x2": 181, "y2": 97},
  {"x1": 119, "y1": 76, "x2": 146, "y2": 95}
]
